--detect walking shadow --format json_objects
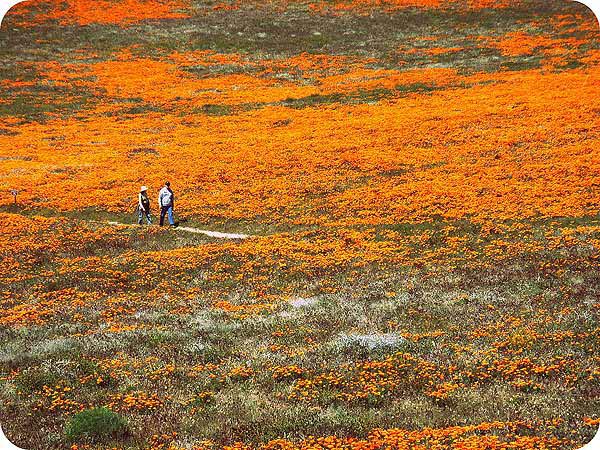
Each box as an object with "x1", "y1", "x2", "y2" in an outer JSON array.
[{"x1": 165, "y1": 217, "x2": 187, "y2": 228}]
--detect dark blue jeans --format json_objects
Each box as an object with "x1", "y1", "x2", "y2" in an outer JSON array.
[{"x1": 160, "y1": 205, "x2": 174, "y2": 226}]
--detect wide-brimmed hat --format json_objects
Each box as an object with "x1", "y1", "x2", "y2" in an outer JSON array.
[{"x1": 140, "y1": 186, "x2": 148, "y2": 192}]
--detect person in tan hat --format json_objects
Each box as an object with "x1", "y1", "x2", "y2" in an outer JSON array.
[{"x1": 138, "y1": 185, "x2": 152, "y2": 225}]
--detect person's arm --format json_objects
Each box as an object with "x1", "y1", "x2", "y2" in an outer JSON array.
[
  {"x1": 139, "y1": 193, "x2": 145, "y2": 211},
  {"x1": 158, "y1": 190, "x2": 162, "y2": 209}
]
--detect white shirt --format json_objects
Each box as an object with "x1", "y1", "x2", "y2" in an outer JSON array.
[{"x1": 158, "y1": 186, "x2": 174, "y2": 207}]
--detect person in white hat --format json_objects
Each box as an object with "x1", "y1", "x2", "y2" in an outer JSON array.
[{"x1": 138, "y1": 185, "x2": 152, "y2": 225}]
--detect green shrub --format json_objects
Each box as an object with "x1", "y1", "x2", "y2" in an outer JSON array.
[{"x1": 64, "y1": 407, "x2": 128, "y2": 443}]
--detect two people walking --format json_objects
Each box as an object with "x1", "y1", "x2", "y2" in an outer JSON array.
[{"x1": 138, "y1": 181, "x2": 176, "y2": 227}]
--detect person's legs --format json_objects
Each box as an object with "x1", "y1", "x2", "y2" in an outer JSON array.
[
  {"x1": 160, "y1": 207, "x2": 166, "y2": 226},
  {"x1": 167, "y1": 205, "x2": 175, "y2": 226},
  {"x1": 138, "y1": 209, "x2": 143, "y2": 225},
  {"x1": 145, "y1": 211, "x2": 152, "y2": 225}
]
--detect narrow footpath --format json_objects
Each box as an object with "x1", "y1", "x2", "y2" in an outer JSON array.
[{"x1": 107, "y1": 221, "x2": 251, "y2": 239}]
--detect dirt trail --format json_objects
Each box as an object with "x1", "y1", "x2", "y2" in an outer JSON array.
[{"x1": 107, "y1": 221, "x2": 250, "y2": 239}]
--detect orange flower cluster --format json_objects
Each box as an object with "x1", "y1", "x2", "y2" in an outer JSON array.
[
  {"x1": 214, "y1": 300, "x2": 276, "y2": 319},
  {"x1": 306, "y1": 0, "x2": 514, "y2": 14},
  {"x1": 289, "y1": 352, "x2": 447, "y2": 404},
  {"x1": 37, "y1": 52, "x2": 457, "y2": 108},
  {"x1": 225, "y1": 365, "x2": 255, "y2": 381},
  {"x1": 107, "y1": 391, "x2": 165, "y2": 411},
  {"x1": 180, "y1": 420, "x2": 581, "y2": 450},
  {"x1": 187, "y1": 363, "x2": 220, "y2": 379},
  {"x1": 147, "y1": 363, "x2": 176, "y2": 381},
  {"x1": 425, "y1": 382, "x2": 460, "y2": 401},
  {"x1": 479, "y1": 32, "x2": 588, "y2": 57},
  {"x1": 0, "y1": 301, "x2": 55, "y2": 326},
  {"x1": 271, "y1": 365, "x2": 304, "y2": 381},
  {"x1": 12, "y1": 0, "x2": 189, "y2": 26},
  {"x1": 3, "y1": 61, "x2": 600, "y2": 226},
  {"x1": 149, "y1": 432, "x2": 180, "y2": 450},
  {"x1": 32, "y1": 385, "x2": 84, "y2": 414}
]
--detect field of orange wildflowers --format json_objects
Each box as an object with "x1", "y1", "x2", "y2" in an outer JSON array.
[{"x1": 0, "y1": 0, "x2": 599, "y2": 449}]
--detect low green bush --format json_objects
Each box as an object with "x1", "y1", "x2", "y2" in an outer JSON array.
[{"x1": 64, "y1": 407, "x2": 127, "y2": 443}]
